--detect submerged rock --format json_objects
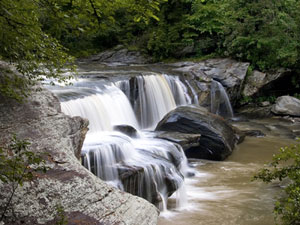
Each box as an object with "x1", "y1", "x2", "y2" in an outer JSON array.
[
  {"x1": 0, "y1": 85, "x2": 158, "y2": 224},
  {"x1": 272, "y1": 96, "x2": 300, "y2": 117},
  {"x1": 155, "y1": 106, "x2": 239, "y2": 160},
  {"x1": 242, "y1": 130, "x2": 266, "y2": 137},
  {"x1": 237, "y1": 105, "x2": 273, "y2": 118}
]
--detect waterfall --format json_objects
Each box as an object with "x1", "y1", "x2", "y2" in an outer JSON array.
[
  {"x1": 123, "y1": 73, "x2": 190, "y2": 129},
  {"x1": 135, "y1": 74, "x2": 176, "y2": 129},
  {"x1": 61, "y1": 85, "x2": 139, "y2": 132},
  {"x1": 184, "y1": 80, "x2": 199, "y2": 105},
  {"x1": 210, "y1": 80, "x2": 234, "y2": 118},
  {"x1": 52, "y1": 74, "x2": 190, "y2": 210}
]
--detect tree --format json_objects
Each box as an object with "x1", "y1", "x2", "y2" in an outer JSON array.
[
  {"x1": 0, "y1": 0, "x2": 74, "y2": 101},
  {"x1": 0, "y1": 0, "x2": 165, "y2": 100},
  {"x1": 223, "y1": 0, "x2": 300, "y2": 71}
]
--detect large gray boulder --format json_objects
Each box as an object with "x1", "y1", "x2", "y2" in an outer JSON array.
[
  {"x1": 242, "y1": 70, "x2": 267, "y2": 97},
  {"x1": 242, "y1": 69, "x2": 291, "y2": 97},
  {"x1": 0, "y1": 84, "x2": 158, "y2": 224},
  {"x1": 272, "y1": 96, "x2": 300, "y2": 117},
  {"x1": 155, "y1": 106, "x2": 239, "y2": 160}
]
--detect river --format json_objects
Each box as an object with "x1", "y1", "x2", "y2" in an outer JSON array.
[
  {"x1": 49, "y1": 64, "x2": 299, "y2": 225},
  {"x1": 159, "y1": 118, "x2": 296, "y2": 225}
]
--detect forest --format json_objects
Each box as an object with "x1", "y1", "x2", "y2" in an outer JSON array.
[
  {"x1": 1, "y1": 0, "x2": 300, "y2": 100},
  {"x1": 1, "y1": 1, "x2": 300, "y2": 225}
]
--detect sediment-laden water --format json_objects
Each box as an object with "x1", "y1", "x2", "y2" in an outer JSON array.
[{"x1": 159, "y1": 135, "x2": 291, "y2": 225}]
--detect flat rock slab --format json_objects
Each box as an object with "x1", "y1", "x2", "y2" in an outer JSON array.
[{"x1": 155, "y1": 132, "x2": 201, "y2": 150}]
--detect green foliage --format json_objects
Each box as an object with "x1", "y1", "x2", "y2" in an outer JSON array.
[
  {"x1": 0, "y1": 135, "x2": 48, "y2": 222},
  {"x1": 239, "y1": 95, "x2": 253, "y2": 105},
  {"x1": 223, "y1": 0, "x2": 300, "y2": 71},
  {"x1": 0, "y1": 0, "x2": 165, "y2": 100},
  {"x1": 131, "y1": 0, "x2": 300, "y2": 71},
  {"x1": 256, "y1": 95, "x2": 277, "y2": 104},
  {"x1": 254, "y1": 141, "x2": 300, "y2": 225},
  {"x1": 0, "y1": 0, "x2": 75, "y2": 100}
]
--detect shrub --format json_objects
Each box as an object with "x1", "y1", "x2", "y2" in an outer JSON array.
[{"x1": 254, "y1": 140, "x2": 300, "y2": 225}]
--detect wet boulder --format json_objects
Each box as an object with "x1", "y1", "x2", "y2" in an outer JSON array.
[
  {"x1": 114, "y1": 124, "x2": 139, "y2": 138},
  {"x1": 272, "y1": 96, "x2": 300, "y2": 117},
  {"x1": 237, "y1": 105, "x2": 273, "y2": 119},
  {"x1": 155, "y1": 106, "x2": 239, "y2": 160}
]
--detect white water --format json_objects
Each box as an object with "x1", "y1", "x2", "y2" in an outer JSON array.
[
  {"x1": 210, "y1": 80, "x2": 234, "y2": 118},
  {"x1": 184, "y1": 80, "x2": 199, "y2": 105},
  {"x1": 54, "y1": 73, "x2": 191, "y2": 210},
  {"x1": 134, "y1": 74, "x2": 177, "y2": 129},
  {"x1": 52, "y1": 70, "x2": 235, "y2": 216}
]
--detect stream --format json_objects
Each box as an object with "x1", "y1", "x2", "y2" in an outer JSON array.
[{"x1": 49, "y1": 64, "x2": 299, "y2": 225}]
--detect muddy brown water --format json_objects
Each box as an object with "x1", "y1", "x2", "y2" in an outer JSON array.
[{"x1": 158, "y1": 118, "x2": 298, "y2": 225}]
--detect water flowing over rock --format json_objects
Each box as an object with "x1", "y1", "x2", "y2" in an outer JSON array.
[
  {"x1": 122, "y1": 74, "x2": 191, "y2": 129},
  {"x1": 156, "y1": 106, "x2": 239, "y2": 160},
  {"x1": 0, "y1": 86, "x2": 158, "y2": 225},
  {"x1": 54, "y1": 75, "x2": 189, "y2": 208},
  {"x1": 113, "y1": 124, "x2": 139, "y2": 138},
  {"x1": 210, "y1": 80, "x2": 234, "y2": 118},
  {"x1": 170, "y1": 58, "x2": 249, "y2": 106},
  {"x1": 272, "y1": 96, "x2": 300, "y2": 117}
]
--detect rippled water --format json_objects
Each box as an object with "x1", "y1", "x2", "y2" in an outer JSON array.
[{"x1": 159, "y1": 128, "x2": 294, "y2": 225}]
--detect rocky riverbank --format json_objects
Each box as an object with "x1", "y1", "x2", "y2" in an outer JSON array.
[{"x1": 0, "y1": 63, "x2": 159, "y2": 224}]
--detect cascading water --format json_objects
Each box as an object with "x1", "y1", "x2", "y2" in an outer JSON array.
[
  {"x1": 184, "y1": 80, "x2": 199, "y2": 105},
  {"x1": 52, "y1": 72, "x2": 191, "y2": 211},
  {"x1": 124, "y1": 73, "x2": 191, "y2": 129},
  {"x1": 210, "y1": 80, "x2": 234, "y2": 118}
]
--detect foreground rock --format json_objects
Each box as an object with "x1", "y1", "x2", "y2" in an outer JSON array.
[
  {"x1": 156, "y1": 106, "x2": 239, "y2": 160},
  {"x1": 0, "y1": 85, "x2": 158, "y2": 224},
  {"x1": 272, "y1": 96, "x2": 300, "y2": 117}
]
